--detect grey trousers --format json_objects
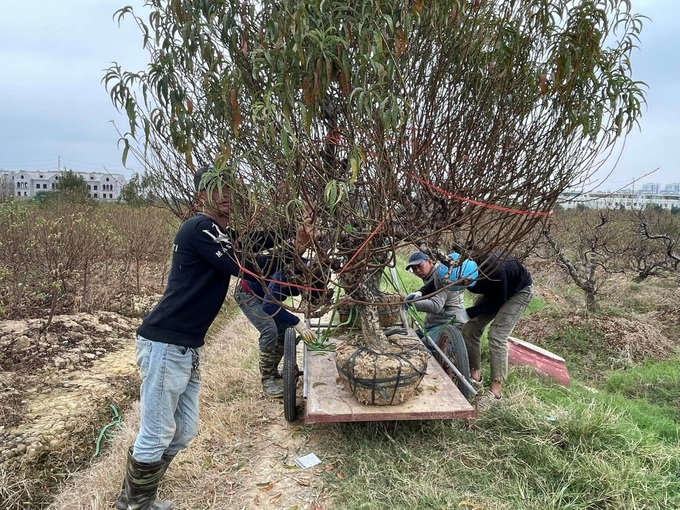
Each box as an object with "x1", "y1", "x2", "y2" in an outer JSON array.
[{"x1": 462, "y1": 284, "x2": 534, "y2": 383}]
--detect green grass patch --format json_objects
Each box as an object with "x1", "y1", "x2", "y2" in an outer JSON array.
[
  {"x1": 603, "y1": 358, "x2": 680, "y2": 426},
  {"x1": 526, "y1": 295, "x2": 547, "y2": 315},
  {"x1": 320, "y1": 371, "x2": 680, "y2": 509},
  {"x1": 541, "y1": 323, "x2": 618, "y2": 382}
]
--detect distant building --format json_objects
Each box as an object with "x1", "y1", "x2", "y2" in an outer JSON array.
[
  {"x1": 559, "y1": 187, "x2": 680, "y2": 210},
  {"x1": 641, "y1": 182, "x2": 660, "y2": 194},
  {"x1": 0, "y1": 170, "x2": 126, "y2": 201}
]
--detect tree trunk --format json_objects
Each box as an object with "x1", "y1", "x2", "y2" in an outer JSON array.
[
  {"x1": 585, "y1": 291, "x2": 600, "y2": 313},
  {"x1": 356, "y1": 303, "x2": 391, "y2": 351}
]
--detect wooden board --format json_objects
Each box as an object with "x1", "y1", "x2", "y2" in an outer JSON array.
[
  {"x1": 507, "y1": 336, "x2": 570, "y2": 386},
  {"x1": 303, "y1": 346, "x2": 476, "y2": 424}
]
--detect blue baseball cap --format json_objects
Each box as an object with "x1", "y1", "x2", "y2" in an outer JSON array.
[{"x1": 405, "y1": 251, "x2": 430, "y2": 270}]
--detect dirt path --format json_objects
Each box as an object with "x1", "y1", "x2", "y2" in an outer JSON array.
[
  {"x1": 185, "y1": 314, "x2": 332, "y2": 510},
  {"x1": 37, "y1": 312, "x2": 334, "y2": 510}
]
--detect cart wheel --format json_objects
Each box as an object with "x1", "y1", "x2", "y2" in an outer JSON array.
[
  {"x1": 435, "y1": 325, "x2": 472, "y2": 400},
  {"x1": 283, "y1": 327, "x2": 299, "y2": 422}
]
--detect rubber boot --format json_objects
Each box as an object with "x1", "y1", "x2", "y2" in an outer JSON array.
[
  {"x1": 273, "y1": 343, "x2": 285, "y2": 379},
  {"x1": 260, "y1": 347, "x2": 284, "y2": 398},
  {"x1": 114, "y1": 448, "x2": 173, "y2": 510},
  {"x1": 115, "y1": 448, "x2": 175, "y2": 510}
]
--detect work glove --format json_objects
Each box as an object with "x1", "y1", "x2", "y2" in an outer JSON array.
[
  {"x1": 455, "y1": 309, "x2": 470, "y2": 324},
  {"x1": 403, "y1": 291, "x2": 422, "y2": 309},
  {"x1": 294, "y1": 322, "x2": 316, "y2": 344}
]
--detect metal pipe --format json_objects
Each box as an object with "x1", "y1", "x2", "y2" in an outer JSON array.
[{"x1": 422, "y1": 333, "x2": 477, "y2": 397}]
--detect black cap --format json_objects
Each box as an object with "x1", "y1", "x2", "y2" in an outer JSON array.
[{"x1": 194, "y1": 166, "x2": 212, "y2": 191}]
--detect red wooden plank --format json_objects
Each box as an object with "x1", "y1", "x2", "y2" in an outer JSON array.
[
  {"x1": 507, "y1": 336, "x2": 570, "y2": 386},
  {"x1": 303, "y1": 348, "x2": 475, "y2": 424}
]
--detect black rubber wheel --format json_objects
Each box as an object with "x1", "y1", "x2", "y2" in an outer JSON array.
[
  {"x1": 283, "y1": 327, "x2": 299, "y2": 422},
  {"x1": 435, "y1": 325, "x2": 473, "y2": 400}
]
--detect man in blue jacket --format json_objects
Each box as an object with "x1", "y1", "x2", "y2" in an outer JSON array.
[
  {"x1": 235, "y1": 264, "x2": 323, "y2": 397},
  {"x1": 116, "y1": 166, "x2": 307, "y2": 510}
]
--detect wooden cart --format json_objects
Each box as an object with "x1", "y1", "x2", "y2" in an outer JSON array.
[{"x1": 281, "y1": 324, "x2": 477, "y2": 424}]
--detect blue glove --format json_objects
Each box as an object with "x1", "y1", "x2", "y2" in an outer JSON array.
[{"x1": 403, "y1": 291, "x2": 422, "y2": 309}]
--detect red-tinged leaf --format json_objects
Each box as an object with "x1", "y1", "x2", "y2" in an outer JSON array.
[
  {"x1": 259, "y1": 481, "x2": 274, "y2": 492},
  {"x1": 395, "y1": 27, "x2": 405, "y2": 58},
  {"x1": 540, "y1": 73, "x2": 548, "y2": 95},
  {"x1": 230, "y1": 89, "x2": 241, "y2": 135},
  {"x1": 303, "y1": 75, "x2": 313, "y2": 106},
  {"x1": 324, "y1": 464, "x2": 335, "y2": 471},
  {"x1": 336, "y1": 472, "x2": 345, "y2": 479}
]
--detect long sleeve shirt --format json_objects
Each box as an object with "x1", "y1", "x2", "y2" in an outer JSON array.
[
  {"x1": 137, "y1": 214, "x2": 281, "y2": 348},
  {"x1": 413, "y1": 262, "x2": 465, "y2": 327},
  {"x1": 418, "y1": 253, "x2": 532, "y2": 320},
  {"x1": 465, "y1": 254, "x2": 532, "y2": 319}
]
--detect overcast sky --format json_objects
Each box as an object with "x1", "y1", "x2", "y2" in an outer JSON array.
[{"x1": 0, "y1": 0, "x2": 677, "y2": 190}]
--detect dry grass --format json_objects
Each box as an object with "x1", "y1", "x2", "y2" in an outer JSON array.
[{"x1": 48, "y1": 314, "x2": 333, "y2": 510}]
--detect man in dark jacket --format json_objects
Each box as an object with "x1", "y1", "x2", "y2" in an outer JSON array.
[
  {"x1": 459, "y1": 252, "x2": 533, "y2": 401},
  {"x1": 116, "y1": 167, "x2": 306, "y2": 510}
]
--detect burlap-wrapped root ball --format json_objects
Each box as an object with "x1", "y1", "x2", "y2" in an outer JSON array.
[{"x1": 335, "y1": 334, "x2": 430, "y2": 405}]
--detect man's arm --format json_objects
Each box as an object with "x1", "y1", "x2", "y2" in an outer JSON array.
[
  {"x1": 412, "y1": 289, "x2": 446, "y2": 314},
  {"x1": 466, "y1": 271, "x2": 509, "y2": 318},
  {"x1": 261, "y1": 275, "x2": 300, "y2": 326}
]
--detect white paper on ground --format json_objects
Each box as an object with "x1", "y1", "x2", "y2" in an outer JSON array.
[{"x1": 295, "y1": 452, "x2": 321, "y2": 469}]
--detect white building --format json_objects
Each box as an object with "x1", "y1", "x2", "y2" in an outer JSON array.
[
  {"x1": 0, "y1": 170, "x2": 126, "y2": 201},
  {"x1": 559, "y1": 188, "x2": 680, "y2": 210}
]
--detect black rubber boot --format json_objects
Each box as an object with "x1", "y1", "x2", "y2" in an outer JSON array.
[{"x1": 114, "y1": 448, "x2": 174, "y2": 510}]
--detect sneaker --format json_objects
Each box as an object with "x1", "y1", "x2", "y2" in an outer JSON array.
[
  {"x1": 262, "y1": 377, "x2": 284, "y2": 398},
  {"x1": 476, "y1": 389, "x2": 502, "y2": 411}
]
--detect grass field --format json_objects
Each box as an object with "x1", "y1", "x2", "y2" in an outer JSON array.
[{"x1": 40, "y1": 256, "x2": 680, "y2": 510}]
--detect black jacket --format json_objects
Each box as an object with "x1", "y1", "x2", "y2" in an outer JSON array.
[
  {"x1": 419, "y1": 252, "x2": 532, "y2": 319},
  {"x1": 137, "y1": 214, "x2": 280, "y2": 348}
]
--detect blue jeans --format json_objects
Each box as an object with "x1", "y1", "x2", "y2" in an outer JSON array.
[
  {"x1": 133, "y1": 335, "x2": 201, "y2": 463},
  {"x1": 234, "y1": 287, "x2": 286, "y2": 350}
]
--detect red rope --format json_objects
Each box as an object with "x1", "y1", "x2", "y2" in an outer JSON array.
[{"x1": 407, "y1": 172, "x2": 553, "y2": 217}]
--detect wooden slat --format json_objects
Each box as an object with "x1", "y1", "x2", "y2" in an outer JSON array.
[
  {"x1": 507, "y1": 336, "x2": 570, "y2": 386},
  {"x1": 303, "y1": 347, "x2": 475, "y2": 424}
]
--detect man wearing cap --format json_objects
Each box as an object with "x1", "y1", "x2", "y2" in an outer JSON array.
[
  {"x1": 404, "y1": 252, "x2": 467, "y2": 342},
  {"x1": 115, "y1": 166, "x2": 308, "y2": 510}
]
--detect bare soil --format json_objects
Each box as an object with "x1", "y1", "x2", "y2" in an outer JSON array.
[{"x1": 1, "y1": 277, "x2": 678, "y2": 509}]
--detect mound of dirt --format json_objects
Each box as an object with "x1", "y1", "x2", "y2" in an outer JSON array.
[
  {"x1": 0, "y1": 312, "x2": 142, "y2": 506},
  {"x1": 515, "y1": 307, "x2": 679, "y2": 366}
]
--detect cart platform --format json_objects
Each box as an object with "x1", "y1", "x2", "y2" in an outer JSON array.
[{"x1": 303, "y1": 345, "x2": 476, "y2": 424}]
